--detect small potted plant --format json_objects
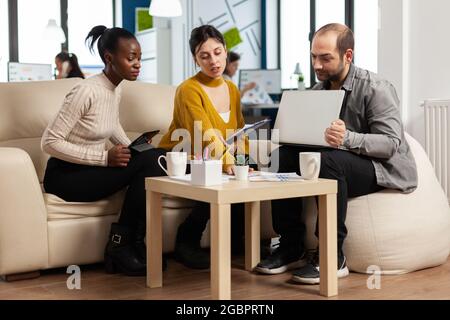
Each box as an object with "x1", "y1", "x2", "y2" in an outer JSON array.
[
  {"x1": 233, "y1": 154, "x2": 249, "y2": 181},
  {"x1": 293, "y1": 62, "x2": 306, "y2": 91},
  {"x1": 297, "y1": 73, "x2": 305, "y2": 91}
]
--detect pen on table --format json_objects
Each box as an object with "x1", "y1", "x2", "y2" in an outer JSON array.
[{"x1": 203, "y1": 147, "x2": 209, "y2": 161}]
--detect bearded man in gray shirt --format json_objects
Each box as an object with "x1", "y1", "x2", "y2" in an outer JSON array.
[{"x1": 255, "y1": 23, "x2": 418, "y2": 284}]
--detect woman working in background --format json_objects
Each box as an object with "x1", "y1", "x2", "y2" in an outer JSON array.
[
  {"x1": 159, "y1": 25, "x2": 253, "y2": 269},
  {"x1": 55, "y1": 52, "x2": 85, "y2": 79},
  {"x1": 42, "y1": 26, "x2": 166, "y2": 276},
  {"x1": 223, "y1": 51, "x2": 256, "y2": 97}
]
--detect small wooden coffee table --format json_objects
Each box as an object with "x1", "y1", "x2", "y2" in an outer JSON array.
[{"x1": 145, "y1": 177, "x2": 337, "y2": 300}]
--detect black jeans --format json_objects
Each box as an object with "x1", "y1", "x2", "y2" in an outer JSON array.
[
  {"x1": 176, "y1": 201, "x2": 246, "y2": 253},
  {"x1": 43, "y1": 148, "x2": 167, "y2": 231},
  {"x1": 271, "y1": 145, "x2": 384, "y2": 256}
]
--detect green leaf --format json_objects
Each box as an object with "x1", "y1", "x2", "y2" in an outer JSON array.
[{"x1": 235, "y1": 154, "x2": 246, "y2": 166}]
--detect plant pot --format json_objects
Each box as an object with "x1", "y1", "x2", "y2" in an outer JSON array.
[{"x1": 233, "y1": 165, "x2": 249, "y2": 181}]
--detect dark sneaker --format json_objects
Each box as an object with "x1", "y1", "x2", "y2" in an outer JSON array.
[
  {"x1": 291, "y1": 250, "x2": 349, "y2": 284},
  {"x1": 254, "y1": 247, "x2": 306, "y2": 275},
  {"x1": 174, "y1": 242, "x2": 210, "y2": 270}
]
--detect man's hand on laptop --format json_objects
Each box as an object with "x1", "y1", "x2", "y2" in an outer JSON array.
[{"x1": 325, "y1": 119, "x2": 346, "y2": 147}]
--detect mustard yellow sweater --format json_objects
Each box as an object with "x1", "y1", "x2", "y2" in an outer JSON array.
[{"x1": 159, "y1": 72, "x2": 248, "y2": 169}]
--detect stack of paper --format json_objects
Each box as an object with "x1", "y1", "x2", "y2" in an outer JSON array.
[
  {"x1": 169, "y1": 174, "x2": 230, "y2": 183},
  {"x1": 248, "y1": 172, "x2": 303, "y2": 182}
]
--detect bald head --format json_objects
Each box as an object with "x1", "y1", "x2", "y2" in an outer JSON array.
[{"x1": 314, "y1": 23, "x2": 354, "y2": 57}]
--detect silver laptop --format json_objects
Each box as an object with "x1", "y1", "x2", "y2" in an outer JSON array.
[{"x1": 274, "y1": 90, "x2": 345, "y2": 147}]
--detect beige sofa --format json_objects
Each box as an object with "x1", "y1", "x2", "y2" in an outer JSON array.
[
  {"x1": 0, "y1": 78, "x2": 275, "y2": 279},
  {"x1": 1, "y1": 78, "x2": 448, "y2": 280}
]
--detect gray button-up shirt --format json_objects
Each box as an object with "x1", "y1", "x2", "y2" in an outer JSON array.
[{"x1": 313, "y1": 64, "x2": 417, "y2": 193}]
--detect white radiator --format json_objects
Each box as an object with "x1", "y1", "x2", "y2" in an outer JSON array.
[{"x1": 423, "y1": 99, "x2": 450, "y2": 202}]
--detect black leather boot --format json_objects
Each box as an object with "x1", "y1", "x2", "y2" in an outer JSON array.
[
  {"x1": 104, "y1": 223, "x2": 146, "y2": 276},
  {"x1": 174, "y1": 221, "x2": 210, "y2": 270},
  {"x1": 134, "y1": 220, "x2": 167, "y2": 270}
]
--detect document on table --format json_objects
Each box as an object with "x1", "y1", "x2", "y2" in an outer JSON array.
[
  {"x1": 248, "y1": 172, "x2": 303, "y2": 182},
  {"x1": 169, "y1": 174, "x2": 231, "y2": 183},
  {"x1": 225, "y1": 171, "x2": 303, "y2": 182},
  {"x1": 169, "y1": 172, "x2": 303, "y2": 183}
]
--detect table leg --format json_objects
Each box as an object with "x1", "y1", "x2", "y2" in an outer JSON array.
[
  {"x1": 146, "y1": 190, "x2": 162, "y2": 288},
  {"x1": 318, "y1": 193, "x2": 338, "y2": 297},
  {"x1": 210, "y1": 203, "x2": 231, "y2": 300},
  {"x1": 245, "y1": 201, "x2": 260, "y2": 271}
]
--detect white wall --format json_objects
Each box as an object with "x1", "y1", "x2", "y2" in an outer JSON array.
[
  {"x1": 378, "y1": 0, "x2": 408, "y2": 125},
  {"x1": 114, "y1": 0, "x2": 122, "y2": 27},
  {"x1": 407, "y1": 0, "x2": 450, "y2": 146},
  {"x1": 265, "y1": 0, "x2": 278, "y2": 69},
  {"x1": 378, "y1": 0, "x2": 450, "y2": 147}
]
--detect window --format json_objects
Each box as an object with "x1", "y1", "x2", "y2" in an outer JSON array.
[
  {"x1": 18, "y1": 0, "x2": 61, "y2": 65},
  {"x1": 315, "y1": 0, "x2": 345, "y2": 29},
  {"x1": 313, "y1": 0, "x2": 346, "y2": 84},
  {"x1": 280, "y1": 1, "x2": 376, "y2": 88},
  {"x1": 354, "y1": 0, "x2": 378, "y2": 73},
  {"x1": 68, "y1": 0, "x2": 113, "y2": 67},
  {"x1": 280, "y1": 0, "x2": 311, "y2": 89},
  {"x1": 0, "y1": 1, "x2": 9, "y2": 82},
  {"x1": 280, "y1": 0, "x2": 348, "y2": 89}
]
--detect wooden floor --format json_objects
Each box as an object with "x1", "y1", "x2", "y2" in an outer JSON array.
[{"x1": 1, "y1": 256, "x2": 449, "y2": 300}]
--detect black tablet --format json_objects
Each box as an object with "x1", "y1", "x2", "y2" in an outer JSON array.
[{"x1": 129, "y1": 130, "x2": 160, "y2": 152}]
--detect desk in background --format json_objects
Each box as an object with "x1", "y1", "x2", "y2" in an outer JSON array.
[{"x1": 243, "y1": 103, "x2": 279, "y2": 117}]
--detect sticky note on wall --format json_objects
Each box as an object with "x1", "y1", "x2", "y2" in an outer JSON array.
[
  {"x1": 223, "y1": 27, "x2": 243, "y2": 50},
  {"x1": 136, "y1": 8, "x2": 153, "y2": 32}
]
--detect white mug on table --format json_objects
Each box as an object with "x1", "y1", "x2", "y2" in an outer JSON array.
[
  {"x1": 158, "y1": 152, "x2": 187, "y2": 177},
  {"x1": 299, "y1": 152, "x2": 321, "y2": 180}
]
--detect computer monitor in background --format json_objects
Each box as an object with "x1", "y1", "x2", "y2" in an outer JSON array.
[
  {"x1": 239, "y1": 69, "x2": 282, "y2": 96},
  {"x1": 8, "y1": 62, "x2": 53, "y2": 82}
]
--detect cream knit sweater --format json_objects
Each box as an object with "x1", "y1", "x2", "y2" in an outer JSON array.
[{"x1": 41, "y1": 73, "x2": 131, "y2": 167}]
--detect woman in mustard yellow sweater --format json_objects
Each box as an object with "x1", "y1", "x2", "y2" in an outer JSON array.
[{"x1": 159, "y1": 25, "x2": 251, "y2": 269}]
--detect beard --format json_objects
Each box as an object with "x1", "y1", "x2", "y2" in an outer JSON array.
[{"x1": 316, "y1": 59, "x2": 346, "y2": 82}]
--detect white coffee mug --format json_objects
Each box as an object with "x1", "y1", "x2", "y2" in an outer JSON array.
[
  {"x1": 233, "y1": 165, "x2": 249, "y2": 181},
  {"x1": 299, "y1": 152, "x2": 321, "y2": 180},
  {"x1": 158, "y1": 152, "x2": 187, "y2": 177}
]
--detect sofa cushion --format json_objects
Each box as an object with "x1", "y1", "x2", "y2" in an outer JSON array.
[
  {"x1": 45, "y1": 190, "x2": 197, "y2": 221},
  {"x1": 45, "y1": 191, "x2": 126, "y2": 221},
  {"x1": 119, "y1": 81, "x2": 176, "y2": 134},
  {"x1": 0, "y1": 79, "x2": 82, "y2": 143}
]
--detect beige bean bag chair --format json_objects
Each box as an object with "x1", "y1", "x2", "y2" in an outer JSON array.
[{"x1": 303, "y1": 133, "x2": 450, "y2": 274}]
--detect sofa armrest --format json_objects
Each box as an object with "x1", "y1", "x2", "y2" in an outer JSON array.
[{"x1": 0, "y1": 148, "x2": 48, "y2": 275}]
